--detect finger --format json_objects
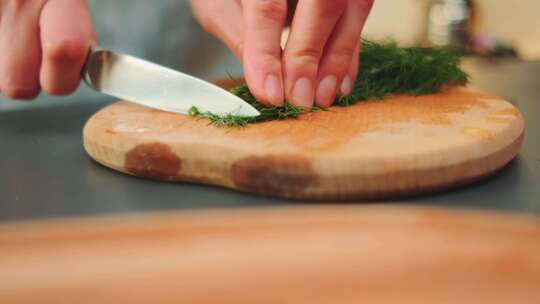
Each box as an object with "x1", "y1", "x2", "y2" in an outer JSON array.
[
  {"x1": 282, "y1": 0, "x2": 346, "y2": 107},
  {"x1": 189, "y1": 0, "x2": 244, "y2": 59},
  {"x1": 342, "y1": 1, "x2": 373, "y2": 97},
  {"x1": 346, "y1": 39, "x2": 361, "y2": 96},
  {"x1": 241, "y1": 0, "x2": 287, "y2": 107},
  {"x1": 39, "y1": 0, "x2": 94, "y2": 96},
  {"x1": 315, "y1": 0, "x2": 373, "y2": 107},
  {"x1": 0, "y1": 1, "x2": 45, "y2": 100}
]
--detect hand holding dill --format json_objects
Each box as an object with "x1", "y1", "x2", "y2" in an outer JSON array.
[
  {"x1": 189, "y1": 0, "x2": 374, "y2": 108},
  {"x1": 189, "y1": 40, "x2": 468, "y2": 127}
]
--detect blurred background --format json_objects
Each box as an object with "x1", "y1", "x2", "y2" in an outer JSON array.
[
  {"x1": 365, "y1": 0, "x2": 540, "y2": 58},
  {"x1": 1, "y1": 0, "x2": 539, "y2": 111}
]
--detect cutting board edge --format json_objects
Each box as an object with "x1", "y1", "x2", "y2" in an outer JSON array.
[{"x1": 83, "y1": 127, "x2": 524, "y2": 200}]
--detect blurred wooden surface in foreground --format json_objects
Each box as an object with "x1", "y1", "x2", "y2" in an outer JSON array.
[{"x1": 1, "y1": 206, "x2": 539, "y2": 303}]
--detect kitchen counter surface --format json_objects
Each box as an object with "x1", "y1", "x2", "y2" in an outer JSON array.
[{"x1": 1, "y1": 58, "x2": 539, "y2": 221}]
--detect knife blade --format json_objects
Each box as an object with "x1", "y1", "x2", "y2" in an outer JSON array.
[{"x1": 82, "y1": 46, "x2": 260, "y2": 117}]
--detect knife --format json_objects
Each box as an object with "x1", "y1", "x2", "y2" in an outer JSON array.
[{"x1": 82, "y1": 46, "x2": 260, "y2": 117}]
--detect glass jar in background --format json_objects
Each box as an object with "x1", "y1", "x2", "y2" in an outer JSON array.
[{"x1": 424, "y1": 0, "x2": 477, "y2": 48}]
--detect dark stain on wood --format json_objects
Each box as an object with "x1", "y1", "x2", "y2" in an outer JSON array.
[
  {"x1": 125, "y1": 143, "x2": 181, "y2": 180},
  {"x1": 231, "y1": 155, "x2": 318, "y2": 196}
]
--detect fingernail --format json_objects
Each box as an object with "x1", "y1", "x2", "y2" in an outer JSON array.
[
  {"x1": 316, "y1": 75, "x2": 337, "y2": 107},
  {"x1": 291, "y1": 77, "x2": 313, "y2": 107},
  {"x1": 341, "y1": 76, "x2": 352, "y2": 96},
  {"x1": 264, "y1": 74, "x2": 284, "y2": 106}
]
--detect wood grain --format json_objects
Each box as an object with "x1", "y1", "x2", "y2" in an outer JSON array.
[
  {"x1": 1, "y1": 206, "x2": 539, "y2": 304},
  {"x1": 83, "y1": 84, "x2": 524, "y2": 199}
]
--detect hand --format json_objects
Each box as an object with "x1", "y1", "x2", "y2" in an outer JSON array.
[
  {"x1": 0, "y1": 0, "x2": 95, "y2": 100},
  {"x1": 190, "y1": 0, "x2": 374, "y2": 108}
]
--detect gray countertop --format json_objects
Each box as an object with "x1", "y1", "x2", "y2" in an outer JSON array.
[{"x1": 1, "y1": 58, "x2": 539, "y2": 221}]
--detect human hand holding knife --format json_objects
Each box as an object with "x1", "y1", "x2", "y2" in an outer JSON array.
[{"x1": 0, "y1": 0, "x2": 373, "y2": 110}]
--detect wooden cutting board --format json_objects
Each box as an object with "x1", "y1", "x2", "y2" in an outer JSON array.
[
  {"x1": 1, "y1": 206, "x2": 539, "y2": 304},
  {"x1": 83, "y1": 80, "x2": 524, "y2": 199}
]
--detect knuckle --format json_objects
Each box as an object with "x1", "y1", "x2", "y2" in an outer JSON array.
[
  {"x1": 290, "y1": 46, "x2": 323, "y2": 66},
  {"x1": 255, "y1": 0, "x2": 287, "y2": 23},
  {"x1": 1, "y1": 83, "x2": 39, "y2": 100},
  {"x1": 42, "y1": 81, "x2": 79, "y2": 96},
  {"x1": 247, "y1": 52, "x2": 281, "y2": 73},
  {"x1": 331, "y1": 45, "x2": 357, "y2": 65},
  {"x1": 318, "y1": 44, "x2": 359, "y2": 76},
  {"x1": 44, "y1": 39, "x2": 88, "y2": 66}
]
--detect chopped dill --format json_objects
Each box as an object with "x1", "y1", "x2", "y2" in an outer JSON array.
[
  {"x1": 189, "y1": 85, "x2": 314, "y2": 127},
  {"x1": 189, "y1": 40, "x2": 468, "y2": 127}
]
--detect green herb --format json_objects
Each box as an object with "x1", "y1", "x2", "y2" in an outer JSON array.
[
  {"x1": 336, "y1": 40, "x2": 468, "y2": 105},
  {"x1": 189, "y1": 85, "x2": 316, "y2": 127},
  {"x1": 189, "y1": 40, "x2": 468, "y2": 127}
]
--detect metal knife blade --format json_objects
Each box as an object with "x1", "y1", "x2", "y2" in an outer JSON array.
[{"x1": 82, "y1": 47, "x2": 260, "y2": 117}]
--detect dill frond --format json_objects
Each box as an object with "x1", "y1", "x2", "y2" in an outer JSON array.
[{"x1": 189, "y1": 40, "x2": 468, "y2": 127}]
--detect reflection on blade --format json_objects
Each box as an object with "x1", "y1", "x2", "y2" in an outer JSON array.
[{"x1": 83, "y1": 49, "x2": 260, "y2": 117}]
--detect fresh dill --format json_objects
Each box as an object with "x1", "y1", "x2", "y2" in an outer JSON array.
[
  {"x1": 189, "y1": 85, "x2": 313, "y2": 127},
  {"x1": 336, "y1": 40, "x2": 468, "y2": 105},
  {"x1": 189, "y1": 40, "x2": 468, "y2": 127}
]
